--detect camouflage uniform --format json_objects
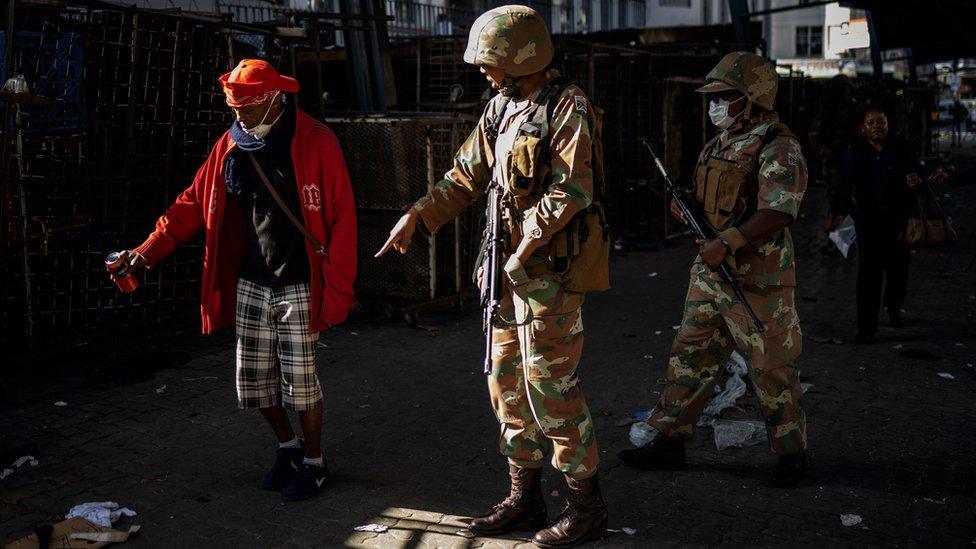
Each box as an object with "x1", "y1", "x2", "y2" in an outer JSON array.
[
  {"x1": 414, "y1": 71, "x2": 600, "y2": 478},
  {"x1": 646, "y1": 53, "x2": 809, "y2": 455}
]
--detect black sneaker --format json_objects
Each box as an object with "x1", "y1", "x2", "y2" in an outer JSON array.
[
  {"x1": 854, "y1": 331, "x2": 876, "y2": 345},
  {"x1": 617, "y1": 434, "x2": 686, "y2": 470},
  {"x1": 770, "y1": 451, "x2": 807, "y2": 488},
  {"x1": 262, "y1": 443, "x2": 305, "y2": 491},
  {"x1": 281, "y1": 462, "x2": 329, "y2": 501}
]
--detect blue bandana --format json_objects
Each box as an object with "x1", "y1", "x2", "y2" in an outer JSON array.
[{"x1": 225, "y1": 95, "x2": 295, "y2": 195}]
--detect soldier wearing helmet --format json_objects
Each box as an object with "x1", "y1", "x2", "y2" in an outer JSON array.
[
  {"x1": 376, "y1": 5, "x2": 608, "y2": 546},
  {"x1": 619, "y1": 52, "x2": 810, "y2": 487}
]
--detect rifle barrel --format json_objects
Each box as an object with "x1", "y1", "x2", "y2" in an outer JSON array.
[{"x1": 642, "y1": 139, "x2": 766, "y2": 334}]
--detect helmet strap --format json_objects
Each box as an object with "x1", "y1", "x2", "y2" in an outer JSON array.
[
  {"x1": 498, "y1": 73, "x2": 545, "y2": 98},
  {"x1": 498, "y1": 78, "x2": 520, "y2": 96}
]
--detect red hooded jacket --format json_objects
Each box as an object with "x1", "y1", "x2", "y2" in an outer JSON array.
[{"x1": 134, "y1": 110, "x2": 357, "y2": 333}]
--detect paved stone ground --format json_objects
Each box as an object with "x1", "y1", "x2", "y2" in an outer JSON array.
[{"x1": 2, "y1": 165, "x2": 975, "y2": 547}]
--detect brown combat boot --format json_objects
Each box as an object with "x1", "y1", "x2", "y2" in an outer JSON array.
[
  {"x1": 468, "y1": 463, "x2": 547, "y2": 535},
  {"x1": 533, "y1": 474, "x2": 608, "y2": 548}
]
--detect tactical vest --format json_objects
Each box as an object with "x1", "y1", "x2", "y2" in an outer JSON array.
[
  {"x1": 484, "y1": 77, "x2": 610, "y2": 293},
  {"x1": 693, "y1": 121, "x2": 795, "y2": 232}
]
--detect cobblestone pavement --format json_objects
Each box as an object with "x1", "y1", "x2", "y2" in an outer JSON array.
[{"x1": 2, "y1": 177, "x2": 975, "y2": 547}]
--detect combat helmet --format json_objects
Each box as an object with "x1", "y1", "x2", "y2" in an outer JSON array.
[
  {"x1": 463, "y1": 5, "x2": 553, "y2": 77},
  {"x1": 697, "y1": 51, "x2": 778, "y2": 111}
]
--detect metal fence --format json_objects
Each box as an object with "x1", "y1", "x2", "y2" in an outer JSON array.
[
  {"x1": 0, "y1": 0, "x2": 387, "y2": 358},
  {"x1": 1, "y1": 2, "x2": 233, "y2": 357},
  {"x1": 324, "y1": 113, "x2": 479, "y2": 302}
]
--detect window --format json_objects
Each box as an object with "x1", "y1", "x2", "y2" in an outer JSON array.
[
  {"x1": 659, "y1": 0, "x2": 690, "y2": 7},
  {"x1": 795, "y1": 25, "x2": 823, "y2": 57}
]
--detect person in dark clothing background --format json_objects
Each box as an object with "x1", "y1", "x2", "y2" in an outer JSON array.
[
  {"x1": 951, "y1": 100, "x2": 968, "y2": 147},
  {"x1": 829, "y1": 107, "x2": 925, "y2": 344}
]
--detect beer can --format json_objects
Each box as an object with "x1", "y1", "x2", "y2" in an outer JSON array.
[{"x1": 105, "y1": 251, "x2": 139, "y2": 293}]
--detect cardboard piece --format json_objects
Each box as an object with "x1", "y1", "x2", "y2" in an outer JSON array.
[{"x1": 4, "y1": 518, "x2": 137, "y2": 549}]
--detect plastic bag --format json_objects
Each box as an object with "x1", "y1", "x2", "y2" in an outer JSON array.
[
  {"x1": 828, "y1": 215, "x2": 857, "y2": 258},
  {"x1": 629, "y1": 421, "x2": 658, "y2": 448},
  {"x1": 712, "y1": 419, "x2": 767, "y2": 450},
  {"x1": 697, "y1": 351, "x2": 748, "y2": 426},
  {"x1": 65, "y1": 501, "x2": 137, "y2": 528}
]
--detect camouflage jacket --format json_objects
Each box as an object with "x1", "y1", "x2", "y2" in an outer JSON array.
[
  {"x1": 696, "y1": 111, "x2": 808, "y2": 287},
  {"x1": 413, "y1": 70, "x2": 594, "y2": 254}
]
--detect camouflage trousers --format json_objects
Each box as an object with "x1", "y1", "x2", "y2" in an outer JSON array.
[
  {"x1": 647, "y1": 263, "x2": 807, "y2": 455},
  {"x1": 488, "y1": 273, "x2": 599, "y2": 479}
]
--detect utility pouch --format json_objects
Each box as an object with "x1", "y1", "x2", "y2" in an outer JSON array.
[
  {"x1": 550, "y1": 222, "x2": 572, "y2": 274},
  {"x1": 550, "y1": 203, "x2": 611, "y2": 293},
  {"x1": 694, "y1": 157, "x2": 753, "y2": 232},
  {"x1": 507, "y1": 124, "x2": 547, "y2": 197}
]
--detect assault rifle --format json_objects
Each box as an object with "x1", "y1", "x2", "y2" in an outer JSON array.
[
  {"x1": 481, "y1": 181, "x2": 505, "y2": 375},
  {"x1": 641, "y1": 139, "x2": 766, "y2": 333}
]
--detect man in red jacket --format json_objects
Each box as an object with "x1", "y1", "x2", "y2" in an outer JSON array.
[{"x1": 120, "y1": 59, "x2": 357, "y2": 501}]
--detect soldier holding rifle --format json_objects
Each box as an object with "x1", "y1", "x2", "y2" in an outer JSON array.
[
  {"x1": 619, "y1": 52, "x2": 810, "y2": 487},
  {"x1": 377, "y1": 5, "x2": 610, "y2": 546}
]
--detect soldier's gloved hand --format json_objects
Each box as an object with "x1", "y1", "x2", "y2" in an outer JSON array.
[{"x1": 503, "y1": 255, "x2": 531, "y2": 286}]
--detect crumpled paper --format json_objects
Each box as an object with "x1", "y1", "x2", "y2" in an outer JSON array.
[{"x1": 65, "y1": 501, "x2": 137, "y2": 528}]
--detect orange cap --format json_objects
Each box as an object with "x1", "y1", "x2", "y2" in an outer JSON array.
[{"x1": 219, "y1": 59, "x2": 299, "y2": 107}]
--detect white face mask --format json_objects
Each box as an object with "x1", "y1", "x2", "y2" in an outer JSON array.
[
  {"x1": 708, "y1": 96, "x2": 745, "y2": 129},
  {"x1": 241, "y1": 93, "x2": 283, "y2": 140}
]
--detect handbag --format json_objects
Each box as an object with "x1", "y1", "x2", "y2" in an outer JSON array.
[
  {"x1": 247, "y1": 153, "x2": 327, "y2": 255},
  {"x1": 905, "y1": 186, "x2": 958, "y2": 247}
]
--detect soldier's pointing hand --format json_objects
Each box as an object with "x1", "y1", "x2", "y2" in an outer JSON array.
[{"x1": 376, "y1": 208, "x2": 419, "y2": 257}]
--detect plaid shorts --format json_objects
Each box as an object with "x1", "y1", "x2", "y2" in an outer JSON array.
[{"x1": 235, "y1": 278, "x2": 323, "y2": 411}]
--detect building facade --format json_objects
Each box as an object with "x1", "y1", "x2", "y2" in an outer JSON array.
[{"x1": 131, "y1": 0, "x2": 874, "y2": 76}]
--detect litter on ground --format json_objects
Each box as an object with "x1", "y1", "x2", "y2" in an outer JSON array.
[
  {"x1": 840, "y1": 514, "x2": 862, "y2": 527},
  {"x1": 0, "y1": 455, "x2": 38, "y2": 480},
  {"x1": 713, "y1": 419, "x2": 767, "y2": 450},
  {"x1": 65, "y1": 501, "x2": 137, "y2": 528},
  {"x1": 354, "y1": 524, "x2": 389, "y2": 533}
]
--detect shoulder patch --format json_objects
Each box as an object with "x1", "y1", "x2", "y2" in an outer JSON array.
[{"x1": 574, "y1": 96, "x2": 588, "y2": 114}]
